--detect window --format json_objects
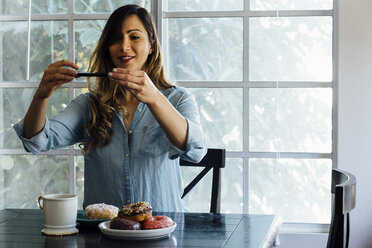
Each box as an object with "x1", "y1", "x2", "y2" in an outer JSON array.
[
  {"x1": 161, "y1": 0, "x2": 335, "y2": 226},
  {"x1": 0, "y1": 0, "x2": 336, "y2": 228}
]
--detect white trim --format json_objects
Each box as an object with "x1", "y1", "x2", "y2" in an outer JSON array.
[
  {"x1": 332, "y1": 0, "x2": 339, "y2": 169},
  {"x1": 279, "y1": 223, "x2": 330, "y2": 233},
  {"x1": 163, "y1": 10, "x2": 332, "y2": 18},
  {"x1": 26, "y1": 0, "x2": 32, "y2": 81}
]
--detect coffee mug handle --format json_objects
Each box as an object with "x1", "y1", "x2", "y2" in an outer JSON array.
[{"x1": 37, "y1": 196, "x2": 44, "y2": 213}]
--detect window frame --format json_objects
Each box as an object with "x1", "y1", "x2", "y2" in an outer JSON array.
[
  {"x1": 156, "y1": 0, "x2": 338, "y2": 232},
  {"x1": 0, "y1": 0, "x2": 338, "y2": 232}
]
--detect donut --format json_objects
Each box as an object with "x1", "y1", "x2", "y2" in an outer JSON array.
[
  {"x1": 85, "y1": 203, "x2": 119, "y2": 219},
  {"x1": 143, "y1": 216, "x2": 174, "y2": 230},
  {"x1": 118, "y1": 201, "x2": 152, "y2": 222},
  {"x1": 110, "y1": 217, "x2": 142, "y2": 230}
]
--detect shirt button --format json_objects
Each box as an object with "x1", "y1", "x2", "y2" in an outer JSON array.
[
  {"x1": 138, "y1": 108, "x2": 142, "y2": 112},
  {"x1": 125, "y1": 154, "x2": 129, "y2": 157},
  {"x1": 129, "y1": 130, "x2": 132, "y2": 134},
  {"x1": 125, "y1": 176, "x2": 129, "y2": 180}
]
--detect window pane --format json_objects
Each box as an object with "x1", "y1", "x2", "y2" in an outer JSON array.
[
  {"x1": 164, "y1": 0, "x2": 243, "y2": 11},
  {"x1": 221, "y1": 158, "x2": 243, "y2": 213},
  {"x1": 0, "y1": 21, "x2": 68, "y2": 82},
  {"x1": 32, "y1": 0, "x2": 67, "y2": 14},
  {"x1": 75, "y1": 156, "x2": 84, "y2": 210},
  {"x1": 74, "y1": 0, "x2": 151, "y2": 13},
  {"x1": 249, "y1": 88, "x2": 332, "y2": 153},
  {"x1": 0, "y1": 155, "x2": 70, "y2": 209},
  {"x1": 181, "y1": 166, "x2": 211, "y2": 213},
  {"x1": 1, "y1": 0, "x2": 28, "y2": 15},
  {"x1": 0, "y1": 88, "x2": 68, "y2": 149},
  {"x1": 249, "y1": 158, "x2": 331, "y2": 223},
  {"x1": 75, "y1": 20, "x2": 106, "y2": 73},
  {"x1": 165, "y1": 18, "x2": 243, "y2": 81},
  {"x1": 189, "y1": 88, "x2": 242, "y2": 151},
  {"x1": 250, "y1": 17, "x2": 332, "y2": 82},
  {"x1": 30, "y1": 21, "x2": 69, "y2": 81},
  {"x1": 0, "y1": 21, "x2": 28, "y2": 81},
  {"x1": 182, "y1": 158, "x2": 243, "y2": 213},
  {"x1": 74, "y1": 88, "x2": 89, "y2": 97},
  {"x1": 251, "y1": 0, "x2": 333, "y2": 10}
]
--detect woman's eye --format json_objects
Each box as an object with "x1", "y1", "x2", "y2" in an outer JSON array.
[{"x1": 130, "y1": 35, "x2": 140, "y2": 40}]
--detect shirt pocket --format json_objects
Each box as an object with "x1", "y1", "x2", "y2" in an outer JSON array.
[{"x1": 139, "y1": 124, "x2": 168, "y2": 157}]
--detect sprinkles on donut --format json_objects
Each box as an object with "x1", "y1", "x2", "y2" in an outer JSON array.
[{"x1": 118, "y1": 201, "x2": 153, "y2": 222}]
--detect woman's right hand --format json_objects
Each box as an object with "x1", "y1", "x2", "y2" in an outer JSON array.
[{"x1": 35, "y1": 60, "x2": 79, "y2": 100}]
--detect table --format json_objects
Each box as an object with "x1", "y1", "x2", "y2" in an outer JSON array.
[{"x1": 0, "y1": 209, "x2": 282, "y2": 248}]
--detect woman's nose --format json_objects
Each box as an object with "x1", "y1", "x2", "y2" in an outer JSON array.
[{"x1": 120, "y1": 38, "x2": 130, "y2": 51}]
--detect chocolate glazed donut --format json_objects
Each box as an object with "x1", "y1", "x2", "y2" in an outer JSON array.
[
  {"x1": 118, "y1": 201, "x2": 153, "y2": 222},
  {"x1": 110, "y1": 217, "x2": 142, "y2": 230}
]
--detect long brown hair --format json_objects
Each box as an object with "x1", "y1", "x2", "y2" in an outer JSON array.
[{"x1": 80, "y1": 4, "x2": 173, "y2": 155}]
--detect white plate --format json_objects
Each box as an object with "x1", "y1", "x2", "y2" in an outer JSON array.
[{"x1": 98, "y1": 220, "x2": 177, "y2": 240}]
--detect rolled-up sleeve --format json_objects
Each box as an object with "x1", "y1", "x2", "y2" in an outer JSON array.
[
  {"x1": 13, "y1": 93, "x2": 90, "y2": 154},
  {"x1": 168, "y1": 89, "x2": 207, "y2": 162},
  {"x1": 13, "y1": 117, "x2": 53, "y2": 154}
]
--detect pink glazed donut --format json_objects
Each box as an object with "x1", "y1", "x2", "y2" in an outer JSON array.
[{"x1": 143, "y1": 216, "x2": 174, "y2": 229}]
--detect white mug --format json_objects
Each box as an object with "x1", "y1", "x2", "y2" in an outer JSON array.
[{"x1": 37, "y1": 194, "x2": 78, "y2": 235}]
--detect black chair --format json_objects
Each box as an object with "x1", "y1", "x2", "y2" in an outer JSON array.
[
  {"x1": 180, "y1": 148, "x2": 226, "y2": 214},
  {"x1": 327, "y1": 168, "x2": 356, "y2": 248}
]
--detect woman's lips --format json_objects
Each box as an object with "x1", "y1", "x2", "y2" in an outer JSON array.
[{"x1": 119, "y1": 56, "x2": 135, "y2": 63}]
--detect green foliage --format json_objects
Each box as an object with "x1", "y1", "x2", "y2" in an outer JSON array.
[
  {"x1": 1, "y1": 155, "x2": 70, "y2": 209},
  {"x1": 1, "y1": 88, "x2": 68, "y2": 149},
  {"x1": 167, "y1": 18, "x2": 243, "y2": 81}
]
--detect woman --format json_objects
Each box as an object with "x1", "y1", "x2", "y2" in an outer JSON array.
[{"x1": 14, "y1": 5, "x2": 206, "y2": 212}]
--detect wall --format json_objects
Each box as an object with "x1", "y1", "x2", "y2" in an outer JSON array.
[{"x1": 338, "y1": 0, "x2": 372, "y2": 247}]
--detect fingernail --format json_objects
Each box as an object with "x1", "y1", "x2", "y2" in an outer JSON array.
[{"x1": 113, "y1": 68, "x2": 118, "y2": 72}]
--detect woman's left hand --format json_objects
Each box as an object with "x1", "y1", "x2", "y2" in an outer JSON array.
[
  {"x1": 110, "y1": 68, "x2": 188, "y2": 150},
  {"x1": 109, "y1": 68, "x2": 159, "y2": 104}
]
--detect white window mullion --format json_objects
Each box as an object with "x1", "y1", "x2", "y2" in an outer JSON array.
[
  {"x1": 243, "y1": 0, "x2": 250, "y2": 214},
  {"x1": 332, "y1": 0, "x2": 339, "y2": 169},
  {"x1": 26, "y1": 0, "x2": 32, "y2": 81},
  {"x1": 67, "y1": 0, "x2": 76, "y2": 195}
]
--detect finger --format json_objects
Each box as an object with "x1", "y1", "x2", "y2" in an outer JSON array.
[
  {"x1": 52, "y1": 80, "x2": 71, "y2": 88},
  {"x1": 43, "y1": 73, "x2": 75, "y2": 83},
  {"x1": 126, "y1": 88, "x2": 141, "y2": 100},
  {"x1": 112, "y1": 68, "x2": 144, "y2": 77},
  {"x1": 117, "y1": 80, "x2": 142, "y2": 91},
  {"x1": 50, "y1": 80, "x2": 72, "y2": 92},
  {"x1": 111, "y1": 68, "x2": 130, "y2": 74},
  {"x1": 47, "y1": 67, "x2": 78, "y2": 77},
  {"x1": 128, "y1": 70, "x2": 146, "y2": 77},
  {"x1": 110, "y1": 73, "x2": 142, "y2": 85},
  {"x1": 51, "y1": 59, "x2": 79, "y2": 70}
]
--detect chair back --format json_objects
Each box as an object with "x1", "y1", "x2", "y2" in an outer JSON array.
[
  {"x1": 180, "y1": 148, "x2": 226, "y2": 213},
  {"x1": 327, "y1": 168, "x2": 356, "y2": 248}
]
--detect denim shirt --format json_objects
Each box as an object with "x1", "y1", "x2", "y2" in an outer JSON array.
[{"x1": 13, "y1": 86, "x2": 206, "y2": 212}]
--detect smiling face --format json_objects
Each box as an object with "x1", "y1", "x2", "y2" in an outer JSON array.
[{"x1": 109, "y1": 14, "x2": 153, "y2": 70}]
